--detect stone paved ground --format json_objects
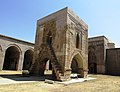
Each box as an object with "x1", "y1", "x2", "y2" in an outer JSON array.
[
  {"x1": 0, "y1": 71, "x2": 120, "y2": 92},
  {"x1": 0, "y1": 73, "x2": 95, "y2": 85},
  {"x1": 0, "y1": 71, "x2": 95, "y2": 85},
  {"x1": 0, "y1": 71, "x2": 44, "y2": 85}
]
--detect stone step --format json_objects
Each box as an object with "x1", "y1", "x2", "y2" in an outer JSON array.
[{"x1": 45, "y1": 79, "x2": 54, "y2": 84}]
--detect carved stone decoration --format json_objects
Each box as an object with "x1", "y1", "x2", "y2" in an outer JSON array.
[{"x1": 30, "y1": 7, "x2": 88, "y2": 81}]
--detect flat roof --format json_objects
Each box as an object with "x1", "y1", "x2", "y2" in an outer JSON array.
[
  {"x1": 37, "y1": 7, "x2": 88, "y2": 29},
  {"x1": 89, "y1": 35, "x2": 107, "y2": 40},
  {"x1": 0, "y1": 34, "x2": 34, "y2": 45}
]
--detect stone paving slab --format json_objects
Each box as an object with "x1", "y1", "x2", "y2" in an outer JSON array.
[{"x1": 58, "y1": 77, "x2": 96, "y2": 85}]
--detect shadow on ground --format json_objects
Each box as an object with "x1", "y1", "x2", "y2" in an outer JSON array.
[{"x1": 0, "y1": 74, "x2": 56, "y2": 82}]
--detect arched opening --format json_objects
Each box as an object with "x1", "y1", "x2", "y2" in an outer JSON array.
[
  {"x1": 88, "y1": 50, "x2": 97, "y2": 74},
  {"x1": 39, "y1": 58, "x2": 55, "y2": 80},
  {"x1": 46, "y1": 31, "x2": 52, "y2": 45},
  {"x1": 23, "y1": 50, "x2": 33, "y2": 70},
  {"x1": 3, "y1": 46, "x2": 20, "y2": 70},
  {"x1": 71, "y1": 58, "x2": 78, "y2": 73},
  {"x1": 76, "y1": 34, "x2": 79, "y2": 48},
  {"x1": 70, "y1": 53, "x2": 84, "y2": 78},
  {"x1": 45, "y1": 60, "x2": 52, "y2": 71}
]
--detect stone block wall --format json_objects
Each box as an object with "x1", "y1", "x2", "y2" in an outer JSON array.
[
  {"x1": 0, "y1": 34, "x2": 34, "y2": 71},
  {"x1": 88, "y1": 36, "x2": 115, "y2": 74},
  {"x1": 106, "y1": 48, "x2": 120, "y2": 75},
  {"x1": 31, "y1": 7, "x2": 88, "y2": 80}
]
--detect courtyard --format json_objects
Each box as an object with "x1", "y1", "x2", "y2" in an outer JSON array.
[{"x1": 0, "y1": 71, "x2": 120, "y2": 92}]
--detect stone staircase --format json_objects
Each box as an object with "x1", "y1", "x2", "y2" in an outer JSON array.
[
  {"x1": 30, "y1": 44, "x2": 69, "y2": 81},
  {"x1": 47, "y1": 44, "x2": 66, "y2": 81}
]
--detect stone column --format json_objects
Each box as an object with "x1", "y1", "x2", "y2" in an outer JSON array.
[
  {"x1": 64, "y1": 69, "x2": 71, "y2": 79},
  {"x1": 0, "y1": 51, "x2": 5, "y2": 70},
  {"x1": 17, "y1": 52, "x2": 24, "y2": 70},
  {"x1": 77, "y1": 68, "x2": 88, "y2": 78}
]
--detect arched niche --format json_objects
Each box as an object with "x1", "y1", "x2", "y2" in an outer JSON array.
[
  {"x1": 3, "y1": 46, "x2": 20, "y2": 70},
  {"x1": 23, "y1": 49, "x2": 33, "y2": 70}
]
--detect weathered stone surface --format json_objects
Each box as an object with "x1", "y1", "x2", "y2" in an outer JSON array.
[
  {"x1": 0, "y1": 34, "x2": 34, "y2": 71},
  {"x1": 106, "y1": 48, "x2": 120, "y2": 75},
  {"x1": 30, "y1": 7, "x2": 88, "y2": 81},
  {"x1": 88, "y1": 36, "x2": 115, "y2": 74}
]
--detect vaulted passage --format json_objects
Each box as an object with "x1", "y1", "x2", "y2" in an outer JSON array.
[
  {"x1": 71, "y1": 53, "x2": 84, "y2": 78},
  {"x1": 3, "y1": 46, "x2": 20, "y2": 70},
  {"x1": 23, "y1": 50, "x2": 33, "y2": 70}
]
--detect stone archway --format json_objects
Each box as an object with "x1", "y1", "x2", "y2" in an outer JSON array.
[
  {"x1": 88, "y1": 46, "x2": 97, "y2": 74},
  {"x1": 3, "y1": 46, "x2": 20, "y2": 70},
  {"x1": 23, "y1": 50, "x2": 33, "y2": 70},
  {"x1": 70, "y1": 53, "x2": 84, "y2": 78},
  {"x1": 38, "y1": 58, "x2": 54, "y2": 78}
]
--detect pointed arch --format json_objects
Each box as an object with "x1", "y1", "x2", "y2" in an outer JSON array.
[
  {"x1": 88, "y1": 46, "x2": 97, "y2": 73},
  {"x1": 70, "y1": 51, "x2": 84, "y2": 77}
]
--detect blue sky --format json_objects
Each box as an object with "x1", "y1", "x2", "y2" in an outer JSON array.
[{"x1": 0, "y1": 0, "x2": 120, "y2": 47}]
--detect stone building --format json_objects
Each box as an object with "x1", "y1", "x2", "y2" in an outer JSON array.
[
  {"x1": 0, "y1": 34, "x2": 34, "y2": 71},
  {"x1": 0, "y1": 7, "x2": 119, "y2": 78},
  {"x1": 30, "y1": 7, "x2": 88, "y2": 81},
  {"x1": 106, "y1": 48, "x2": 120, "y2": 75},
  {"x1": 88, "y1": 36, "x2": 115, "y2": 74}
]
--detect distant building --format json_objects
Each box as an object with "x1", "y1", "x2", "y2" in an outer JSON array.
[
  {"x1": 88, "y1": 35, "x2": 120, "y2": 76},
  {"x1": 88, "y1": 36, "x2": 115, "y2": 74},
  {"x1": 106, "y1": 48, "x2": 120, "y2": 75}
]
